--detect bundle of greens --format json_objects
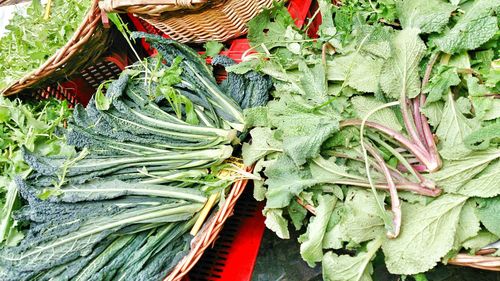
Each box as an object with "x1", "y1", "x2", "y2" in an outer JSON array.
[
  {"x1": 0, "y1": 33, "x2": 270, "y2": 280},
  {"x1": 0, "y1": 0, "x2": 90, "y2": 91},
  {"x1": 0, "y1": 97, "x2": 72, "y2": 247},
  {"x1": 239, "y1": 0, "x2": 500, "y2": 279}
]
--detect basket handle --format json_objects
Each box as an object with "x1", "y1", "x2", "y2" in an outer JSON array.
[{"x1": 99, "y1": 0, "x2": 207, "y2": 14}]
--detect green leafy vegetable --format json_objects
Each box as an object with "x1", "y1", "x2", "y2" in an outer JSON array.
[
  {"x1": 0, "y1": 97, "x2": 72, "y2": 246},
  {"x1": 433, "y1": 0, "x2": 500, "y2": 54},
  {"x1": 323, "y1": 238, "x2": 382, "y2": 281},
  {"x1": 241, "y1": 0, "x2": 500, "y2": 278},
  {"x1": 397, "y1": 0, "x2": 456, "y2": 33},
  {"x1": 299, "y1": 195, "x2": 337, "y2": 266},
  {"x1": 0, "y1": 0, "x2": 90, "y2": 90},
  {"x1": 380, "y1": 28, "x2": 427, "y2": 99},
  {"x1": 382, "y1": 194, "x2": 467, "y2": 274},
  {"x1": 0, "y1": 33, "x2": 271, "y2": 280},
  {"x1": 476, "y1": 197, "x2": 500, "y2": 236},
  {"x1": 203, "y1": 41, "x2": 224, "y2": 57}
]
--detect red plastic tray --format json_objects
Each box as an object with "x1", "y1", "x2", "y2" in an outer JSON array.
[
  {"x1": 36, "y1": 52, "x2": 128, "y2": 107},
  {"x1": 187, "y1": 187, "x2": 266, "y2": 281}
]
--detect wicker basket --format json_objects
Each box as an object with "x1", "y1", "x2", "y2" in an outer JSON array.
[
  {"x1": 448, "y1": 252, "x2": 500, "y2": 271},
  {"x1": 99, "y1": 0, "x2": 212, "y2": 16},
  {"x1": 1, "y1": 0, "x2": 111, "y2": 97},
  {"x1": 165, "y1": 167, "x2": 252, "y2": 281},
  {"x1": 102, "y1": 0, "x2": 276, "y2": 43}
]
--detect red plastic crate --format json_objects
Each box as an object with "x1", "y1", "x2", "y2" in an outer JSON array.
[
  {"x1": 289, "y1": 0, "x2": 314, "y2": 28},
  {"x1": 34, "y1": 52, "x2": 129, "y2": 107}
]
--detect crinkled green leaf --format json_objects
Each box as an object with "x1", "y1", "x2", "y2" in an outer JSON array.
[
  {"x1": 436, "y1": 92, "x2": 480, "y2": 159},
  {"x1": 423, "y1": 66, "x2": 461, "y2": 102},
  {"x1": 282, "y1": 122, "x2": 338, "y2": 166},
  {"x1": 476, "y1": 197, "x2": 500, "y2": 237},
  {"x1": 433, "y1": 0, "x2": 500, "y2": 53},
  {"x1": 253, "y1": 159, "x2": 271, "y2": 201},
  {"x1": 430, "y1": 149, "x2": 500, "y2": 192},
  {"x1": 323, "y1": 202, "x2": 345, "y2": 250},
  {"x1": 323, "y1": 238, "x2": 382, "y2": 281},
  {"x1": 299, "y1": 194, "x2": 337, "y2": 267},
  {"x1": 309, "y1": 156, "x2": 363, "y2": 183},
  {"x1": 340, "y1": 190, "x2": 387, "y2": 245},
  {"x1": 354, "y1": 25, "x2": 394, "y2": 60},
  {"x1": 380, "y1": 28, "x2": 427, "y2": 99},
  {"x1": 268, "y1": 94, "x2": 340, "y2": 166},
  {"x1": 264, "y1": 156, "x2": 320, "y2": 209},
  {"x1": 421, "y1": 101, "x2": 444, "y2": 127},
  {"x1": 475, "y1": 98, "x2": 500, "y2": 121},
  {"x1": 317, "y1": 0, "x2": 338, "y2": 47},
  {"x1": 351, "y1": 96, "x2": 402, "y2": 131},
  {"x1": 288, "y1": 199, "x2": 307, "y2": 231},
  {"x1": 203, "y1": 41, "x2": 224, "y2": 57},
  {"x1": 462, "y1": 231, "x2": 499, "y2": 253},
  {"x1": 454, "y1": 160, "x2": 500, "y2": 197},
  {"x1": 242, "y1": 127, "x2": 281, "y2": 166},
  {"x1": 225, "y1": 59, "x2": 261, "y2": 75},
  {"x1": 397, "y1": 0, "x2": 456, "y2": 33},
  {"x1": 466, "y1": 76, "x2": 500, "y2": 120},
  {"x1": 244, "y1": 106, "x2": 270, "y2": 127},
  {"x1": 326, "y1": 53, "x2": 384, "y2": 93},
  {"x1": 464, "y1": 122, "x2": 500, "y2": 151},
  {"x1": 247, "y1": 2, "x2": 299, "y2": 51},
  {"x1": 467, "y1": 76, "x2": 489, "y2": 97},
  {"x1": 382, "y1": 194, "x2": 467, "y2": 275},
  {"x1": 455, "y1": 200, "x2": 481, "y2": 245},
  {"x1": 263, "y1": 208, "x2": 290, "y2": 239},
  {"x1": 298, "y1": 60, "x2": 328, "y2": 102}
]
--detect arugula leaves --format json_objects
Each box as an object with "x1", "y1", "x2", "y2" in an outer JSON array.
[
  {"x1": 0, "y1": 97, "x2": 73, "y2": 246},
  {"x1": 0, "y1": 0, "x2": 90, "y2": 90}
]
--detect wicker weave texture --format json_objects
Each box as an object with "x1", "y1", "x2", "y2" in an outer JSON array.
[
  {"x1": 165, "y1": 168, "x2": 251, "y2": 281},
  {"x1": 1, "y1": 0, "x2": 110, "y2": 96},
  {"x1": 449, "y1": 254, "x2": 500, "y2": 271},
  {"x1": 99, "y1": 0, "x2": 211, "y2": 16},
  {"x1": 140, "y1": 0, "x2": 275, "y2": 43}
]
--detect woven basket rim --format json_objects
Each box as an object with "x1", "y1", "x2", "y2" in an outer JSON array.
[
  {"x1": 99, "y1": 0, "x2": 211, "y2": 16},
  {"x1": 164, "y1": 166, "x2": 252, "y2": 281},
  {"x1": 138, "y1": 0, "x2": 276, "y2": 43},
  {"x1": 1, "y1": 0, "x2": 103, "y2": 96}
]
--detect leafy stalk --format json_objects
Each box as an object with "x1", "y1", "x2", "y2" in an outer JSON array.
[
  {"x1": 359, "y1": 101, "x2": 399, "y2": 234},
  {"x1": 364, "y1": 141, "x2": 401, "y2": 238},
  {"x1": 341, "y1": 119, "x2": 436, "y2": 171}
]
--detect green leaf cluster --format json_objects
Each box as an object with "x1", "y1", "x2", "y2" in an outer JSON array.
[
  {"x1": 0, "y1": 97, "x2": 72, "y2": 246},
  {"x1": 242, "y1": 0, "x2": 500, "y2": 278},
  {"x1": 0, "y1": 34, "x2": 271, "y2": 280},
  {"x1": 0, "y1": 0, "x2": 90, "y2": 90}
]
